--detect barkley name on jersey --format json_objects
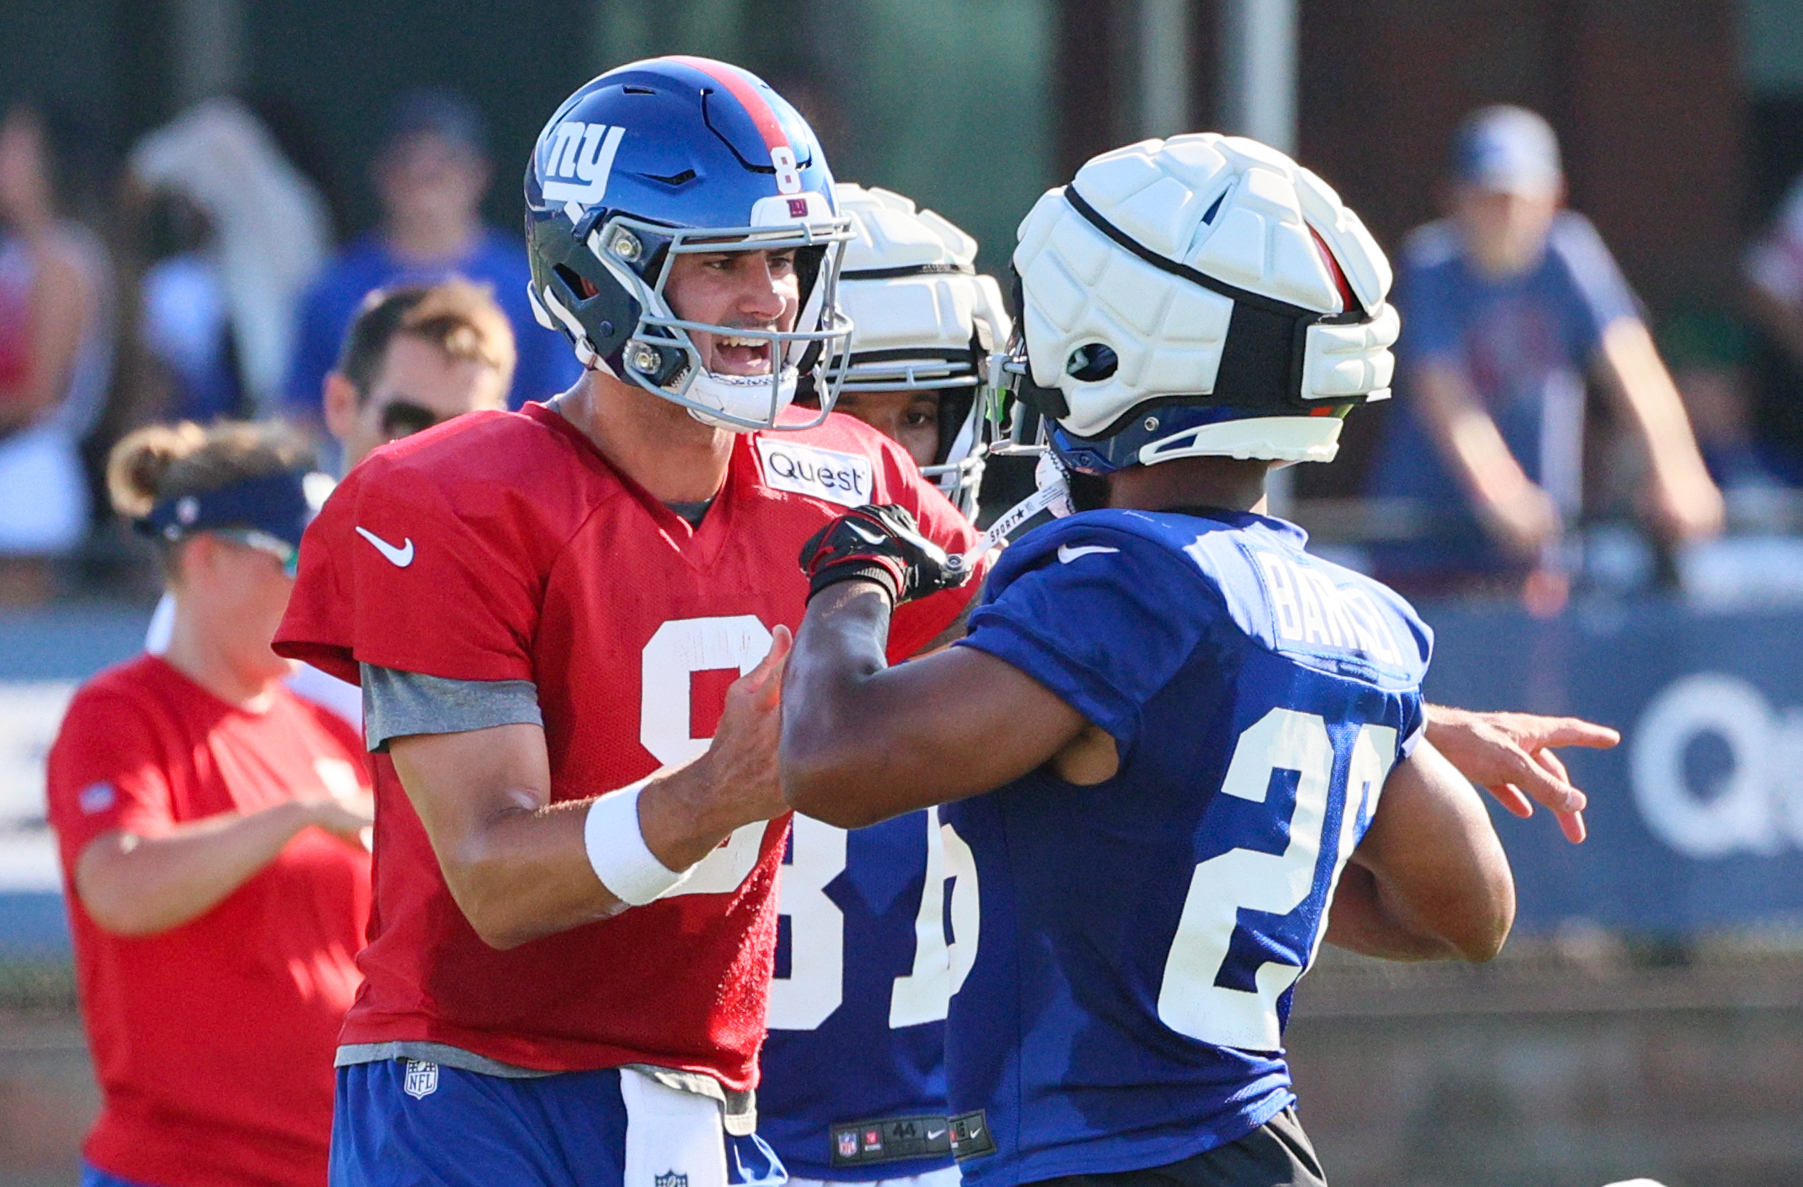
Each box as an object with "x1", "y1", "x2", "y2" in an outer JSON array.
[
  {"x1": 940, "y1": 507, "x2": 1431, "y2": 1187},
  {"x1": 274, "y1": 400, "x2": 980, "y2": 1093}
]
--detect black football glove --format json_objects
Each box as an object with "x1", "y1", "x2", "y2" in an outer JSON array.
[{"x1": 798, "y1": 504, "x2": 970, "y2": 605}]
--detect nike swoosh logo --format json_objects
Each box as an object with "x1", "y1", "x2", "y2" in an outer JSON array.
[
  {"x1": 1058, "y1": 544, "x2": 1120, "y2": 564},
  {"x1": 355, "y1": 526, "x2": 415, "y2": 567},
  {"x1": 846, "y1": 520, "x2": 887, "y2": 545},
  {"x1": 966, "y1": 1126, "x2": 982, "y2": 1138},
  {"x1": 926, "y1": 1129, "x2": 946, "y2": 1141}
]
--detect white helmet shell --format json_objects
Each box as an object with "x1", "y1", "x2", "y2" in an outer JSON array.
[
  {"x1": 1012, "y1": 133, "x2": 1399, "y2": 464},
  {"x1": 833, "y1": 184, "x2": 1010, "y2": 389},
  {"x1": 830, "y1": 183, "x2": 1011, "y2": 517}
]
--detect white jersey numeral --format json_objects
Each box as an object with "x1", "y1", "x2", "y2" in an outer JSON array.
[
  {"x1": 770, "y1": 808, "x2": 981, "y2": 1032},
  {"x1": 1156, "y1": 709, "x2": 1394, "y2": 1050},
  {"x1": 767, "y1": 815, "x2": 846, "y2": 1029},
  {"x1": 638, "y1": 615, "x2": 776, "y2": 900},
  {"x1": 889, "y1": 809, "x2": 980, "y2": 1026}
]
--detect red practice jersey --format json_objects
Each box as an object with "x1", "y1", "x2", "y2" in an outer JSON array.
[
  {"x1": 45, "y1": 656, "x2": 373, "y2": 1187},
  {"x1": 275, "y1": 402, "x2": 980, "y2": 1091}
]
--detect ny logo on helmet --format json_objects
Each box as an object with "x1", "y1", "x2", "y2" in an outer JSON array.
[{"x1": 543, "y1": 121, "x2": 626, "y2": 205}]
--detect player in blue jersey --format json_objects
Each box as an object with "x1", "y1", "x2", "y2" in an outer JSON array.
[
  {"x1": 761, "y1": 183, "x2": 1006, "y2": 1187},
  {"x1": 780, "y1": 136, "x2": 1582, "y2": 1187}
]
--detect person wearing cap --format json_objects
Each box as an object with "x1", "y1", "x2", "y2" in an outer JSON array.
[
  {"x1": 45, "y1": 420, "x2": 375, "y2": 1187},
  {"x1": 1367, "y1": 105, "x2": 1722, "y2": 612},
  {"x1": 281, "y1": 88, "x2": 578, "y2": 425}
]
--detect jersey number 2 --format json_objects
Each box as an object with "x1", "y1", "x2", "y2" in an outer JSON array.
[{"x1": 1156, "y1": 708, "x2": 1395, "y2": 1051}]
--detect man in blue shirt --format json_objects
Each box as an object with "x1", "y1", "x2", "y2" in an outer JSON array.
[
  {"x1": 779, "y1": 135, "x2": 1593, "y2": 1187},
  {"x1": 282, "y1": 90, "x2": 580, "y2": 420},
  {"x1": 1367, "y1": 106, "x2": 1720, "y2": 611}
]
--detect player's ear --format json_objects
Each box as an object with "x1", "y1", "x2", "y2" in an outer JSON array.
[{"x1": 323, "y1": 372, "x2": 360, "y2": 442}]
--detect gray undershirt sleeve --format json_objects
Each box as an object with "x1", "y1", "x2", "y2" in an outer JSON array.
[{"x1": 361, "y1": 664, "x2": 544, "y2": 752}]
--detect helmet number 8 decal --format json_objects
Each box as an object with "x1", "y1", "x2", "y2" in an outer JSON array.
[{"x1": 771, "y1": 146, "x2": 802, "y2": 195}]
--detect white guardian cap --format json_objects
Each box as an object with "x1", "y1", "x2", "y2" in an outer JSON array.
[
  {"x1": 826, "y1": 183, "x2": 1009, "y2": 517},
  {"x1": 999, "y1": 133, "x2": 1399, "y2": 474}
]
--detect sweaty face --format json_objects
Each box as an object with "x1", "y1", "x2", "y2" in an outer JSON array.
[
  {"x1": 346, "y1": 334, "x2": 509, "y2": 467},
  {"x1": 662, "y1": 248, "x2": 801, "y2": 378},
  {"x1": 833, "y1": 389, "x2": 942, "y2": 468}
]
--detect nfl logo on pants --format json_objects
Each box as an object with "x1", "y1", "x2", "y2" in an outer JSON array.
[
  {"x1": 403, "y1": 1060, "x2": 439, "y2": 1100},
  {"x1": 655, "y1": 1173, "x2": 688, "y2": 1187}
]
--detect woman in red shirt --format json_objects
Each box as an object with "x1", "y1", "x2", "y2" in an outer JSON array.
[{"x1": 46, "y1": 420, "x2": 374, "y2": 1187}]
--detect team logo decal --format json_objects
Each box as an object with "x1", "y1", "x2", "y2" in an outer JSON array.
[
  {"x1": 542, "y1": 121, "x2": 626, "y2": 205},
  {"x1": 402, "y1": 1059, "x2": 439, "y2": 1099},
  {"x1": 654, "y1": 1172, "x2": 688, "y2": 1187},
  {"x1": 77, "y1": 782, "x2": 115, "y2": 815},
  {"x1": 754, "y1": 438, "x2": 874, "y2": 509}
]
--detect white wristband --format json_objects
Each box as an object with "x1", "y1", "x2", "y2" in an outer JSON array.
[{"x1": 584, "y1": 777, "x2": 692, "y2": 906}]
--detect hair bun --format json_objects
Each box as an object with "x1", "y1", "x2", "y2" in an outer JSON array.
[{"x1": 106, "y1": 422, "x2": 207, "y2": 518}]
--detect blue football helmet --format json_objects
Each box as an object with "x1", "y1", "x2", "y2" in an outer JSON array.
[{"x1": 524, "y1": 56, "x2": 855, "y2": 431}]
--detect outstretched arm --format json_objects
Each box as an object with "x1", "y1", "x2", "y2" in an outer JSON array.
[
  {"x1": 782, "y1": 580, "x2": 1089, "y2": 828},
  {"x1": 1325, "y1": 738, "x2": 1515, "y2": 962},
  {"x1": 1425, "y1": 704, "x2": 1621, "y2": 843}
]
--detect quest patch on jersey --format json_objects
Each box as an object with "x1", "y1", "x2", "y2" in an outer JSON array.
[{"x1": 754, "y1": 438, "x2": 874, "y2": 508}]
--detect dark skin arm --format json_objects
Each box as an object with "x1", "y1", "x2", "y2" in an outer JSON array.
[
  {"x1": 782, "y1": 581, "x2": 1088, "y2": 828},
  {"x1": 783, "y1": 581, "x2": 1515, "y2": 962},
  {"x1": 1324, "y1": 738, "x2": 1515, "y2": 961}
]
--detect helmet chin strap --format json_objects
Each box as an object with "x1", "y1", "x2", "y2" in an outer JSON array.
[
  {"x1": 681, "y1": 365, "x2": 800, "y2": 432},
  {"x1": 941, "y1": 456, "x2": 1071, "y2": 579}
]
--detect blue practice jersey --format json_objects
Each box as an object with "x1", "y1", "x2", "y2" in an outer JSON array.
[
  {"x1": 760, "y1": 812, "x2": 968, "y2": 1181},
  {"x1": 942, "y1": 508, "x2": 1431, "y2": 1187}
]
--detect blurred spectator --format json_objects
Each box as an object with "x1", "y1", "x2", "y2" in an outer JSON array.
[
  {"x1": 1741, "y1": 174, "x2": 1803, "y2": 485},
  {"x1": 144, "y1": 278, "x2": 517, "y2": 725},
  {"x1": 1657, "y1": 310, "x2": 1786, "y2": 500},
  {"x1": 323, "y1": 278, "x2": 515, "y2": 467},
  {"x1": 130, "y1": 98, "x2": 332, "y2": 420},
  {"x1": 0, "y1": 102, "x2": 115, "y2": 592},
  {"x1": 1368, "y1": 106, "x2": 1722, "y2": 613},
  {"x1": 48, "y1": 420, "x2": 371, "y2": 1187},
  {"x1": 282, "y1": 89, "x2": 578, "y2": 421}
]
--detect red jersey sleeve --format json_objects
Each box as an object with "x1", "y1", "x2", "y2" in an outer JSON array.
[
  {"x1": 276, "y1": 451, "x2": 549, "y2": 685},
  {"x1": 865, "y1": 433, "x2": 986, "y2": 661},
  {"x1": 46, "y1": 686, "x2": 177, "y2": 867}
]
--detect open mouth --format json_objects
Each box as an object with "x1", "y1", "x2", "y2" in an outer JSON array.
[{"x1": 711, "y1": 332, "x2": 775, "y2": 376}]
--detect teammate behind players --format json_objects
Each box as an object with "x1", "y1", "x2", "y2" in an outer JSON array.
[
  {"x1": 275, "y1": 58, "x2": 983, "y2": 1187},
  {"x1": 761, "y1": 183, "x2": 1007, "y2": 1187},
  {"x1": 782, "y1": 136, "x2": 1519, "y2": 1186},
  {"x1": 817, "y1": 183, "x2": 1005, "y2": 518}
]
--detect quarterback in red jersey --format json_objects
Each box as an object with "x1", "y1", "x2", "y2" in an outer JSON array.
[{"x1": 275, "y1": 58, "x2": 980, "y2": 1187}]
